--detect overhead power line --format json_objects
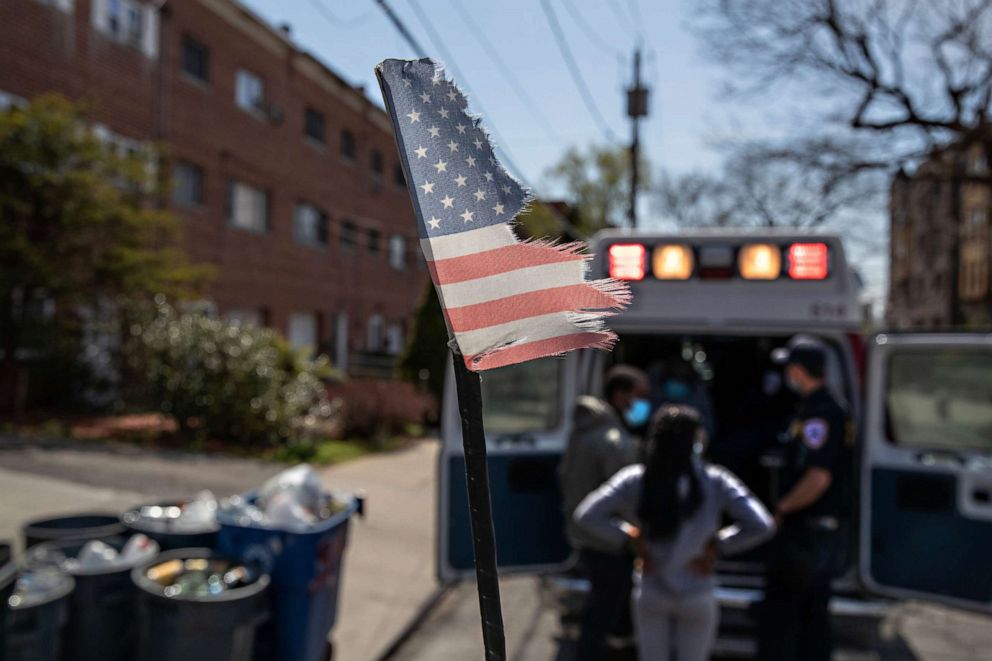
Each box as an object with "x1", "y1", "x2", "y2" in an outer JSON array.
[
  {"x1": 608, "y1": 0, "x2": 637, "y2": 39},
  {"x1": 560, "y1": 0, "x2": 623, "y2": 59},
  {"x1": 370, "y1": 0, "x2": 583, "y2": 238},
  {"x1": 405, "y1": 0, "x2": 530, "y2": 184},
  {"x1": 372, "y1": 0, "x2": 429, "y2": 57},
  {"x1": 540, "y1": 0, "x2": 617, "y2": 143},
  {"x1": 449, "y1": 1, "x2": 562, "y2": 143},
  {"x1": 307, "y1": 0, "x2": 375, "y2": 29}
]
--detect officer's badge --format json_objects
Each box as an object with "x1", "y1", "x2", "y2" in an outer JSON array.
[{"x1": 802, "y1": 419, "x2": 829, "y2": 449}]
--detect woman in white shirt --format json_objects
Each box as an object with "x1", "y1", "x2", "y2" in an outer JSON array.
[{"x1": 574, "y1": 404, "x2": 775, "y2": 661}]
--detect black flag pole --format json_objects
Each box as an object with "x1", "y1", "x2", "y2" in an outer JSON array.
[{"x1": 451, "y1": 352, "x2": 507, "y2": 661}]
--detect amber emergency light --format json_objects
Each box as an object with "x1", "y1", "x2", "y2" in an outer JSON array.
[
  {"x1": 652, "y1": 244, "x2": 694, "y2": 280},
  {"x1": 739, "y1": 244, "x2": 782, "y2": 280}
]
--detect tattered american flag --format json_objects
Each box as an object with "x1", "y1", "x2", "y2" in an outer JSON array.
[{"x1": 376, "y1": 58, "x2": 629, "y2": 371}]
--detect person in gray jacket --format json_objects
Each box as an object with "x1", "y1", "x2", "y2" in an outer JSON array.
[
  {"x1": 560, "y1": 365, "x2": 649, "y2": 660},
  {"x1": 575, "y1": 404, "x2": 775, "y2": 661}
]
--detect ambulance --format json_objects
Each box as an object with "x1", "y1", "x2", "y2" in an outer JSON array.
[{"x1": 437, "y1": 230, "x2": 992, "y2": 652}]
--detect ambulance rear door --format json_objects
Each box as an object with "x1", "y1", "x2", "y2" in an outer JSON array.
[
  {"x1": 861, "y1": 333, "x2": 992, "y2": 612},
  {"x1": 438, "y1": 354, "x2": 578, "y2": 582}
]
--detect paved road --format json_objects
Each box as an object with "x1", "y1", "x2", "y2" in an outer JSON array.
[
  {"x1": 391, "y1": 578, "x2": 992, "y2": 661},
  {"x1": 0, "y1": 436, "x2": 438, "y2": 661}
]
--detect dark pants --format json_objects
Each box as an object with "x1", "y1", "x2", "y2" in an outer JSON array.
[
  {"x1": 576, "y1": 548, "x2": 634, "y2": 661},
  {"x1": 758, "y1": 521, "x2": 840, "y2": 661}
]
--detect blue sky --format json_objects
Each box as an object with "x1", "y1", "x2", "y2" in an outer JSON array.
[
  {"x1": 240, "y1": 0, "x2": 886, "y2": 305},
  {"x1": 241, "y1": 0, "x2": 735, "y2": 188}
]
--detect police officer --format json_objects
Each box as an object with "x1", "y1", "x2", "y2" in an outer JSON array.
[{"x1": 758, "y1": 341, "x2": 850, "y2": 661}]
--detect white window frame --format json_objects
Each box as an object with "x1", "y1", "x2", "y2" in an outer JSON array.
[
  {"x1": 224, "y1": 308, "x2": 263, "y2": 328},
  {"x1": 236, "y1": 69, "x2": 265, "y2": 116},
  {"x1": 173, "y1": 160, "x2": 204, "y2": 207},
  {"x1": 91, "y1": 0, "x2": 158, "y2": 58},
  {"x1": 388, "y1": 234, "x2": 406, "y2": 270},
  {"x1": 0, "y1": 90, "x2": 27, "y2": 111},
  {"x1": 227, "y1": 180, "x2": 269, "y2": 234},
  {"x1": 288, "y1": 312, "x2": 319, "y2": 353},
  {"x1": 367, "y1": 314, "x2": 384, "y2": 353},
  {"x1": 386, "y1": 322, "x2": 404, "y2": 356},
  {"x1": 294, "y1": 202, "x2": 328, "y2": 248}
]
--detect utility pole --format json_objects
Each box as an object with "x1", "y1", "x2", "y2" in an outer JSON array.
[{"x1": 626, "y1": 48, "x2": 649, "y2": 229}]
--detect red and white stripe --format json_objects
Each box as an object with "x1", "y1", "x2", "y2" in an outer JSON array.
[{"x1": 423, "y1": 224, "x2": 630, "y2": 371}]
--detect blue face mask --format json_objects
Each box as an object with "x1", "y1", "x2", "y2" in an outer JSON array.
[
  {"x1": 664, "y1": 380, "x2": 691, "y2": 400},
  {"x1": 624, "y1": 398, "x2": 652, "y2": 428}
]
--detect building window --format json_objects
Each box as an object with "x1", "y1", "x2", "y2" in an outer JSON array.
[
  {"x1": 92, "y1": 0, "x2": 158, "y2": 57},
  {"x1": 288, "y1": 312, "x2": 319, "y2": 352},
  {"x1": 393, "y1": 164, "x2": 406, "y2": 189},
  {"x1": 35, "y1": 0, "x2": 73, "y2": 12},
  {"x1": 389, "y1": 235, "x2": 406, "y2": 270},
  {"x1": 367, "y1": 228, "x2": 381, "y2": 254},
  {"x1": 235, "y1": 69, "x2": 265, "y2": 115},
  {"x1": 370, "y1": 149, "x2": 384, "y2": 191},
  {"x1": 386, "y1": 322, "x2": 404, "y2": 356},
  {"x1": 367, "y1": 314, "x2": 384, "y2": 352},
  {"x1": 173, "y1": 161, "x2": 204, "y2": 207},
  {"x1": 304, "y1": 108, "x2": 325, "y2": 145},
  {"x1": 181, "y1": 35, "x2": 209, "y2": 83},
  {"x1": 0, "y1": 90, "x2": 27, "y2": 111},
  {"x1": 225, "y1": 180, "x2": 269, "y2": 233},
  {"x1": 224, "y1": 308, "x2": 264, "y2": 327},
  {"x1": 294, "y1": 202, "x2": 328, "y2": 248},
  {"x1": 340, "y1": 219, "x2": 357, "y2": 248},
  {"x1": 340, "y1": 129, "x2": 356, "y2": 161}
]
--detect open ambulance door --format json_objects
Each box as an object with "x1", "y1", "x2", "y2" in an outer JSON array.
[
  {"x1": 861, "y1": 333, "x2": 992, "y2": 612},
  {"x1": 438, "y1": 354, "x2": 580, "y2": 582}
]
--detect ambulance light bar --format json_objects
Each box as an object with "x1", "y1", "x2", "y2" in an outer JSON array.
[{"x1": 605, "y1": 241, "x2": 830, "y2": 281}]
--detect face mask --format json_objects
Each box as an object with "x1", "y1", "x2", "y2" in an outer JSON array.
[
  {"x1": 624, "y1": 398, "x2": 652, "y2": 428},
  {"x1": 664, "y1": 380, "x2": 691, "y2": 400}
]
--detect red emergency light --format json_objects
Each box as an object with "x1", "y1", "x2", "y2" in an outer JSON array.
[
  {"x1": 608, "y1": 243, "x2": 646, "y2": 281},
  {"x1": 788, "y1": 242, "x2": 829, "y2": 280}
]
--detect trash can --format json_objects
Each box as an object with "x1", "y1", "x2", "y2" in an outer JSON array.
[
  {"x1": 54, "y1": 536, "x2": 160, "y2": 661},
  {"x1": 0, "y1": 542, "x2": 17, "y2": 661},
  {"x1": 21, "y1": 515, "x2": 126, "y2": 550},
  {"x1": 4, "y1": 566, "x2": 74, "y2": 661},
  {"x1": 216, "y1": 494, "x2": 360, "y2": 661},
  {"x1": 132, "y1": 548, "x2": 270, "y2": 661},
  {"x1": 122, "y1": 500, "x2": 219, "y2": 551}
]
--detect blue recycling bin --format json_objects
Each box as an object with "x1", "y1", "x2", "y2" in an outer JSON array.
[{"x1": 215, "y1": 493, "x2": 360, "y2": 661}]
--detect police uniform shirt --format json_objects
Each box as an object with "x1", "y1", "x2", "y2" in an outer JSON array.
[{"x1": 782, "y1": 387, "x2": 848, "y2": 519}]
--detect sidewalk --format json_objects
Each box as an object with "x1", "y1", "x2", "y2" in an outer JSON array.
[{"x1": 320, "y1": 440, "x2": 438, "y2": 660}]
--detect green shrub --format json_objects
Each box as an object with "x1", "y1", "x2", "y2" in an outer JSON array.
[{"x1": 125, "y1": 299, "x2": 339, "y2": 446}]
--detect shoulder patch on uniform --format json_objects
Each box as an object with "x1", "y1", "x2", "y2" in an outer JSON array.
[{"x1": 802, "y1": 418, "x2": 829, "y2": 449}]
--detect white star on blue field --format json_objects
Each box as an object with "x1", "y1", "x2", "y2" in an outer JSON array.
[{"x1": 379, "y1": 59, "x2": 529, "y2": 239}]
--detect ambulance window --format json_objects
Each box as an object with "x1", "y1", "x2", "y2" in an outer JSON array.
[
  {"x1": 481, "y1": 358, "x2": 563, "y2": 433},
  {"x1": 886, "y1": 350, "x2": 992, "y2": 452}
]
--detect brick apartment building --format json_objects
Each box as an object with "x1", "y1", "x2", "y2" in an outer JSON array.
[
  {"x1": 888, "y1": 127, "x2": 992, "y2": 329},
  {"x1": 0, "y1": 0, "x2": 427, "y2": 372}
]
